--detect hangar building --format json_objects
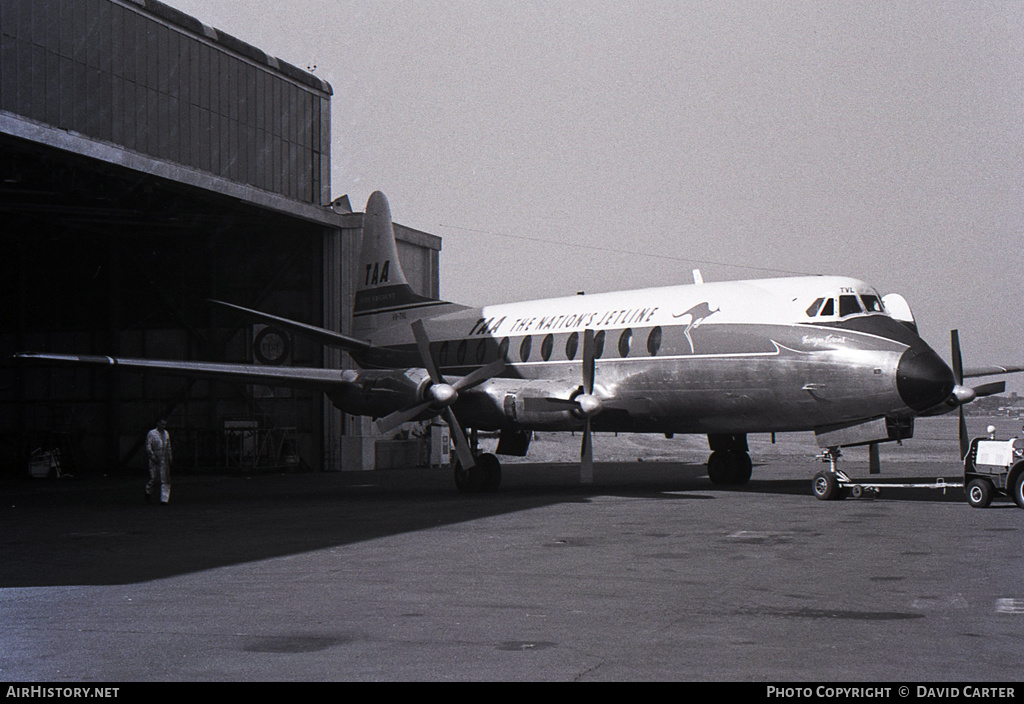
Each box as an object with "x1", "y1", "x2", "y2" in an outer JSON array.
[{"x1": 0, "y1": 0, "x2": 441, "y2": 477}]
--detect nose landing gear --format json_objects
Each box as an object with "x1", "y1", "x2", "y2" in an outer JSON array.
[
  {"x1": 811, "y1": 448, "x2": 850, "y2": 501},
  {"x1": 811, "y1": 446, "x2": 960, "y2": 502}
]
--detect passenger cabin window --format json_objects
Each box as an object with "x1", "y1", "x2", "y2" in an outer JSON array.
[
  {"x1": 520, "y1": 336, "x2": 532, "y2": 362},
  {"x1": 618, "y1": 328, "x2": 632, "y2": 358},
  {"x1": 647, "y1": 326, "x2": 662, "y2": 356},
  {"x1": 541, "y1": 334, "x2": 554, "y2": 361},
  {"x1": 565, "y1": 332, "x2": 579, "y2": 360}
]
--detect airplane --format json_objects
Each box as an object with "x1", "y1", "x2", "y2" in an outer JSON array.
[{"x1": 16, "y1": 191, "x2": 1024, "y2": 495}]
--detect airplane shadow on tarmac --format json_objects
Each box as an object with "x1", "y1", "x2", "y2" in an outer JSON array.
[{"x1": 0, "y1": 460, "x2": 966, "y2": 588}]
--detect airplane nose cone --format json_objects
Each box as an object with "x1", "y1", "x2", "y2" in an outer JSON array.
[{"x1": 896, "y1": 346, "x2": 955, "y2": 412}]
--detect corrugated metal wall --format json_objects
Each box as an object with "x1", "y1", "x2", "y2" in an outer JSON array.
[{"x1": 0, "y1": 0, "x2": 331, "y2": 205}]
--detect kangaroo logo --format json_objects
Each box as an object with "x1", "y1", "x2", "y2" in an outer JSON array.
[{"x1": 672, "y1": 302, "x2": 720, "y2": 353}]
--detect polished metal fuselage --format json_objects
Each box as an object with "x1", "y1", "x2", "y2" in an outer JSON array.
[{"x1": 364, "y1": 276, "x2": 948, "y2": 436}]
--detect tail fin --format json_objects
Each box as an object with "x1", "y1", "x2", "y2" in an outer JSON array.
[{"x1": 353, "y1": 191, "x2": 457, "y2": 336}]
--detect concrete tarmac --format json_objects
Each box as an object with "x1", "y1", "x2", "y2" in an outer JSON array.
[{"x1": 1, "y1": 450, "x2": 1022, "y2": 682}]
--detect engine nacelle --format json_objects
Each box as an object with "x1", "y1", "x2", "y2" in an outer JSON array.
[
  {"x1": 326, "y1": 367, "x2": 433, "y2": 418},
  {"x1": 460, "y1": 378, "x2": 592, "y2": 431}
]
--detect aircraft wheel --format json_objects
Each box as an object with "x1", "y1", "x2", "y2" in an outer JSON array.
[
  {"x1": 708, "y1": 450, "x2": 752, "y2": 485},
  {"x1": 811, "y1": 471, "x2": 842, "y2": 501},
  {"x1": 966, "y1": 478, "x2": 993, "y2": 509},
  {"x1": 477, "y1": 453, "x2": 502, "y2": 493},
  {"x1": 731, "y1": 451, "x2": 752, "y2": 485},
  {"x1": 453, "y1": 455, "x2": 502, "y2": 494},
  {"x1": 707, "y1": 451, "x2": 729, "y2": 485},
  {"x1": 453, "y1": 459, "x2": 483, "y2": 494}
]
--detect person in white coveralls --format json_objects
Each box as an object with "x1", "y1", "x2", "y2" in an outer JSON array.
[{"x1": 145, "y1": 419, "x2": 172, "y2": 504}]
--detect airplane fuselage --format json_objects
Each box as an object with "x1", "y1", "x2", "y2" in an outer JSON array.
[{"x1": 357, "y1": 275, "x2": 955, "y2": 437}]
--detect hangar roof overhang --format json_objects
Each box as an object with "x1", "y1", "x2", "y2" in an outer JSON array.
[
  {"x1": 0, "y1": 110, "x2": 442, "y2": 256},
  {"x1": 0, "y1": 110, "x2": 342, "y2": 232}
]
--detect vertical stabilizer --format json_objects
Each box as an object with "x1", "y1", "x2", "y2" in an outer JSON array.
[{"x1": 353, "y1": 192, "x2": 453, "y2": 336}]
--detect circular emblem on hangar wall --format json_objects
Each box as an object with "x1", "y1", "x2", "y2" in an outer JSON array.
[{"x1": 254, "y1": 326, "x2": 291, "y2": 365}]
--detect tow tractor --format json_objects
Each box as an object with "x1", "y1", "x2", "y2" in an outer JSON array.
[
  {"x1": 811, "y1": 427, "x2": 1024, "y2": 509},
  {"x1": 962, "y1": 430, "x2": 1024, "y2": 509}
]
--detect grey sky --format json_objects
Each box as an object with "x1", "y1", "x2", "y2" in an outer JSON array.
[{"x1": 168, "y1": 0, "x2": 1023, "y2": 388}]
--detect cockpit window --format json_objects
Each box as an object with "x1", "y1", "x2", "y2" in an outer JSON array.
[
  {"x1": 860, "y1": 294, "x2": 884, "y2": 313},
  {"x1": 839, "y1": 295, "x2": 862, "y2": 317},
  {"x1": 807, "y1": 291, "x2": 885, "y2": 319}
]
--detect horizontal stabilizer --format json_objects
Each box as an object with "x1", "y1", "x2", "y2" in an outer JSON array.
[{"x1": 208, "y1": 299, "x2": 374, "y2": 355}]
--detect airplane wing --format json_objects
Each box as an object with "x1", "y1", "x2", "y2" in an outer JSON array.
[
  {"x1": 14, "y1": 349, "x2": 506, "y2": 470},
  {"x1": 13, "y1": 352, "x2": 355, "y2": 390},
  {"x1": 963, "y1": 364, "x2": 1024, "y2": 378}
]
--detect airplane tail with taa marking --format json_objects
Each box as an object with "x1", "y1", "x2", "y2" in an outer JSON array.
[{"x1": 353, "y1": 191, "x2": 463, "y2": 338}]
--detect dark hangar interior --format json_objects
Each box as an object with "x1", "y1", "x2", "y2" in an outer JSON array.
[{"x1": 0, "y1": 0, "x2": 441, "y2": 477}]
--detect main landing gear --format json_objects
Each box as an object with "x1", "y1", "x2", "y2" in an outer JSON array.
[
  {"x1": 706, "y1": 434, "x2": 753, "y2": 485},
  {"x1": 452, "y1": 429, "x2": 502, "y2": 493},
  {"x1": 453, "y1": 452, "x2": 502, "y2": 493}
]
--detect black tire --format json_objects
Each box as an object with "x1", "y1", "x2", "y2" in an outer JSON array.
[
  {"x1": 730, "y1": 451, "x2": 753, "y2": 485},
  {"x1": 811, "y1": 470, "x2": 841, "y2": 501},
  {"x1": 707, "y1": 450, "x2": 752, "y2": 485},
  {"x1": 453, "y1": 459, "x2": 483, "y2": 493},
  {"x1": 707, "y1": 451, "x2": 729, "y2": 485},
  {"x1": 1012, "y1": 472, "x2": 1024, "y2": 510},
  {"x1": 966, "y1": 478, "x2": 993, "y2": 509},
  {"x1": 477, "y1": 453, "x2": 502, "y2": 493}
]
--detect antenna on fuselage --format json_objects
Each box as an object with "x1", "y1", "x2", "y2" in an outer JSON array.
[{"x1": 693, "y1": 269, "x2": 704, "y2": 285}]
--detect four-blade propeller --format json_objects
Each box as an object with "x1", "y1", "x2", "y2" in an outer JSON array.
[
  {"x1": 950, "y1": 329, "x2": 1006, "y2": 458},
  {"x1": 374, "y1": 319, "x2": 505, "y2": 470},
  {"x1": 523, "y1": 329, "x2": 603, "y2": 483},
  {"x1": 375, "y1": 322, "x2": 609, "y2": 482}
]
